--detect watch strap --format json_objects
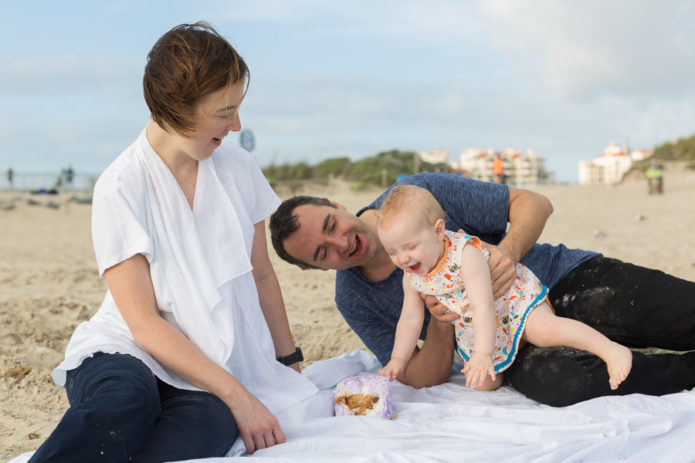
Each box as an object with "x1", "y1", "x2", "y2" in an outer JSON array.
[{"x1": 276, "y1": 347, "x2": 303, "y2": 365}]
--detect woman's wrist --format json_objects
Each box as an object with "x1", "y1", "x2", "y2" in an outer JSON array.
[
  {"x1": 276, "y1": 347, "x2": 303, "y2": 365},
  {"x1": 210, "y1": 373, "x2": 246, "y2": 408}
]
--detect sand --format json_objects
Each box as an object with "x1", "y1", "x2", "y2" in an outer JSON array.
[{"x1": 2, "y1": 164, "x2": 695, "y2": 460}]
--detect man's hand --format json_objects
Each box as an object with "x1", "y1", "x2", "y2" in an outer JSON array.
[
  {"x1": 421, "y1": 294, "x2": 459, "y2": 323},
  {"x1": 481, "y1": 242, "x2": 517, "y2": 298}
]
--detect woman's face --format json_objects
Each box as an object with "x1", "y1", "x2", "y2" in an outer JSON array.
[{"x1": 179, "y1": 82, "x2": 245, "y2": 160}]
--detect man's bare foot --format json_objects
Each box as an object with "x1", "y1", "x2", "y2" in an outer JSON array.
[{"x1": 605, "y1": 343, "x2": 633, "y2": 390}]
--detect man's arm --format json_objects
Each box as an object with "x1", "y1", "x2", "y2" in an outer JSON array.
[
  {"x1": 487, "y1": 187, "x2": 553, "y2": 297},
  {"x1": 502, "y1": 187, "x2": 553, "y2": 262}
]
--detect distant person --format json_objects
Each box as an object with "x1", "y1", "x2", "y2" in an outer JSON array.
[
  {"x1": 646, "y1": 159, "x2": 664, "y2": 195},
  {"x1": 375, "y1": 185, "x2": 632, "y2": 391},
  {"x1": 26, "y1": 21, "x2": 315, "y2": 463},
  {"x1": 492, "y1": 153, "x2": 505, "y2": 184},
  {"x1": 270, "y1": 172, "x2": 695, "y2": 407},
  {"x1": 6, "y1": 167, "x2": 14, "y2": 189},
  {"x1": 65, "y1": 165, "x2": 74, "y2": 188}
]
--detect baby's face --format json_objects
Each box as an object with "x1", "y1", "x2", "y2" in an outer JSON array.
[{"x1": 377, "y1": 212, "x2": 444, "y2": 276}]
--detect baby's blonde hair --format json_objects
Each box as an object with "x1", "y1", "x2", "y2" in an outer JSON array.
[{"x1": 377, "y1": 184, "x2": 445, "y2": 229}]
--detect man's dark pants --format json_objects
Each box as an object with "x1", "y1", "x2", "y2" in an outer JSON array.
[{"x1": 506, "y1": 257, "x2": 695, "y2": 406}]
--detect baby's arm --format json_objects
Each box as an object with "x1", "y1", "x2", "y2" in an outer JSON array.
[
  {"x1": 378, "y1": 275, "x2": 425, "y2": 380},
  {"x1": 459, "y1": 244, "x2": 497, "y2": 388}
]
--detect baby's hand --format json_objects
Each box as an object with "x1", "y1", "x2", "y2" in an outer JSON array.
[
  {"x1": 462, "y1": 352, "x2": 496, "y2": 388},
  {"x1": 378, "y1": 358, "x2": 406, "y2": 381}
]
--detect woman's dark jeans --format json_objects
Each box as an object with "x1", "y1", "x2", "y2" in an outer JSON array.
[
  {"x1": 29, "y1": 353, "x2": 238, "y2": 462},
  {"x1": 506, "y1": 257, "x2": 695, "y2": 406}
]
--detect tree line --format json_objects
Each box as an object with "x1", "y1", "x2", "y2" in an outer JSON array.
[
  {"x1": 262, "y1": 149, "x2": 452, "y2": 188},
  {"x1": 653, "y1": 132, "x2": 695, "y2": 162}
]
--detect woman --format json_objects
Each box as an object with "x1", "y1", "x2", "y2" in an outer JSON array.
[{"x1": 29, "y1": 22, "x2": 316, "y2": 462}]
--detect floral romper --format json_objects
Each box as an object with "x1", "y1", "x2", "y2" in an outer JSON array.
[{"x1": 406, "y1": 230, "x2": 548, "y2": 373}]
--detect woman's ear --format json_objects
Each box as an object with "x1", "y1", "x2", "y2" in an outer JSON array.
[{"x1": 434, "y1": 219, "x2": 446, "y2": 241}]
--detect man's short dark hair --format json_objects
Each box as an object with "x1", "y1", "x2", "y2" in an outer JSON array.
[{"x1": 269, "y1": 196, "x2": 336, "y2": 269}]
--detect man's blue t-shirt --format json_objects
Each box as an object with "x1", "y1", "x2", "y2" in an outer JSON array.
[{"x1": 335, "y1": 172, "x2": 599, "y2": 366}]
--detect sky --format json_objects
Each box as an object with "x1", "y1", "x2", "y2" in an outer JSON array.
[{"x1": 2, "y1": 1, "x2": 695, "y2": 183}]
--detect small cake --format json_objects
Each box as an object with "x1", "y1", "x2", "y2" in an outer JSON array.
[{"x1": 333, "y1": 375, "x2": 396, "y2": 419}]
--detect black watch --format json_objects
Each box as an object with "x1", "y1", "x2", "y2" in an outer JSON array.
[{"x1": 276, "y1": 347, "x2": 303, "y2": 365}]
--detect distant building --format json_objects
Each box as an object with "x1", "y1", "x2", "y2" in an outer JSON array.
[
  {"x1": 417, "y1": 149, "x2": 451, "y2": 165},
  {"x1": 578, "y1": 141, "x2": 653, "y2": 185},
  {"x1": 455, "y1": 147, "x2": 552, "y2": 186}
]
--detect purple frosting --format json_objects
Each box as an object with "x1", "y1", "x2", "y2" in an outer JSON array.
[{"x1": 333, "y1": 375, "x2": 394, "y2": 419}]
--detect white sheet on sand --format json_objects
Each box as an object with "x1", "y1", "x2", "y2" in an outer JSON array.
[{"x1": 10, "y1": 349, "x2": 695, "y2": 463}]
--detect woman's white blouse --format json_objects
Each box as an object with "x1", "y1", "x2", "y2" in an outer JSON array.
[{"x1": 53, "y1": 129, "x2": 316, "y2": 414}]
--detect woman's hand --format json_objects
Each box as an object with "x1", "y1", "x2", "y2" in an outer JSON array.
[
  {"x1": 461, "y1": 352, "x2": 496, "y2": 389},
  {"x1": 226, "y1": 387, "x2": 286, "y2": 454},
  {"x1": 421, "y1": 294, "x2": 459, "y2": 323}
]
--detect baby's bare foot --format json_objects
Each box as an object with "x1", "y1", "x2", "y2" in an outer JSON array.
[{"x1": 606, "y1": 343, "x2": 633, "y2": 390}]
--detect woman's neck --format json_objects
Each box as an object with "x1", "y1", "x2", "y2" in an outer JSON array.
[
  {"x1": 145, "y1": 121, "x2": 198, "y2": 177},
  {"x1": 145, "y1": 121, "x2": 199, "y2": 209}
]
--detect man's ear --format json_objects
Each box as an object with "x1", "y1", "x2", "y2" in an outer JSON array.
[{"x1": 434, "y1": 219, "x2": 446, "y2": 241}]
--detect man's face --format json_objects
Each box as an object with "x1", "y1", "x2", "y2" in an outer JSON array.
[{"x1": 282, "y1": 203, "x2": 378, "y2": 270}]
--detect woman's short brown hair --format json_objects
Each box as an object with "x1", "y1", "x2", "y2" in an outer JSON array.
[{"x1": 143, "y1": 21, "x2": 249, "y2": 136}]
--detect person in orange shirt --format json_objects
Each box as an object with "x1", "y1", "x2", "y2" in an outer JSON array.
[{"x1": 492, "y1": 154, "x2": 505, "y2": 184}]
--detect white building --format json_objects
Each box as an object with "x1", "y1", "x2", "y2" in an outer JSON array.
[
  {"x1": 578, "y1": 142, "x2": 653, "y2": 185},
  {"x1": 417, "y1": 149, "x2": 451, "y2": 165},
  {"x1": 456, "y1": 147, "x2": 551, "y2": 186}
]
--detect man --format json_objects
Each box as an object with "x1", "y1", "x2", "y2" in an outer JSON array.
[{"x1": 270, "y1": 173, "x2": 695, "y2": 406}]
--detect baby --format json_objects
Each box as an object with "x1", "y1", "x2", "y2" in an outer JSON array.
[{"x1": 376, "y1": 184, "x2": 632, "y2": 391}]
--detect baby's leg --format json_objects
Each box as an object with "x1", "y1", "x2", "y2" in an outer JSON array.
[{"x1": 522, "y1": 302, "x2": 632, "y2": 390}]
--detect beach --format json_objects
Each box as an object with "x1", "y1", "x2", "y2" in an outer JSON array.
[{"x1": 2, "y1": 165, "x2": 695, "y2": 460}]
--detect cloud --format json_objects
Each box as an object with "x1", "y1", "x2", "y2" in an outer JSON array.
[
  {"x1": 480, "y1": 0, "x2": 695, "y2": 99},
  {"x1": 0, "y1": 55, "x2": 142, "y2": 98},
  {"x1": 214, "y1": 0, "x2": 488, "y2": 45},
  {"x1": 239, "y1": 69, "x2": 695, "y2": 182},
  {"x1": 0, "y1": 54, "x2": 147, "y2": 172}
]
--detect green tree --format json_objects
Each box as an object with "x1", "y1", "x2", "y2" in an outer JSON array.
[{"x1": 653, "y1": 133, "x2": 695, "y2": 161}]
